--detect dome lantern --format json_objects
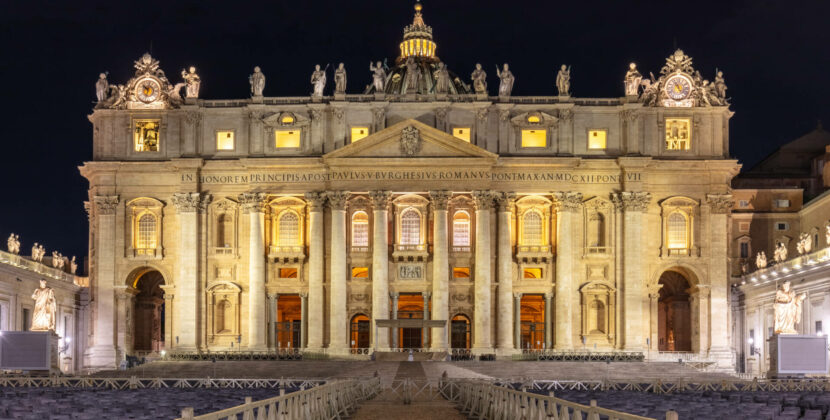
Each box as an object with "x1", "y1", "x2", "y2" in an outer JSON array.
[{"x1": 399, "y1": 2, "x2": 437, "y2": 63}]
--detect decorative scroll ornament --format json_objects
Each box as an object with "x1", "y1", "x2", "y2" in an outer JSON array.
[
  {"x1": 553, "y1": 191, "x2": 583, "y2": 212},
  {"x1": 473, "y1": 190, "x2": 494, "y2": 210},
  {"x1": 93, "y1": 195, "x2": 120, "y2": 215},
  {"x1": 495, "y1": 192, "x2": 517, "y2": 211},
  {"x1": 399, "y1": 126, "x2": 422, "y2": 156},
  {"x1": 429, "y1": 190, "x2": 451, "y2": 210},
  {"x1": 706, "y1": 194, "x2": 734, "y2": 214},
  {"x1": 304, "y1": 192, "x2": 327, "y2": 211},
  {"x1": 238, "y1": 192, "x2": 267, "y2": 213},
  {"x1": 325, "y1": 191, "x2": 350, "y2": 210},
  {"x1": 99, "y1": 53, "x2": 188, "y2": 110},
  {"x1": 172, "y1": 192, "x2": 204, "y2": 213},
  {"x1": 369, "y1": 190, "x2": 392, "y2": 208},
  {"x1": 638, "y1": 49, "x2": 728, "y2": 108}
]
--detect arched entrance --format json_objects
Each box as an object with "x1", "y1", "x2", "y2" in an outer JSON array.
[
  {"x1": 350, "y1": 314, "x2": 370, "y2": 349},
  {"x1": 398, "y1": 294, "x2": 424, "y2": 349},
  {"x1": 276, "y1": 295, "x2": 302, "y2": 348},
  {"x1": 132, "y1": 270, "x2": 165, "y2": 354},
  {"x1": 450, "y1": 314, "x2": 471, "y2": 349},
  {"x1": 520, "y1": 295, "x2": 545, "y2": 350},
  {"x1": 657, "y1": 271, "x2": 692, "y2": 352}
]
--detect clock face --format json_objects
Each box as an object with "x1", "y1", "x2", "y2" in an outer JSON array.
[
  {"x1": 135, "y1": 78, "x2": 161, "y2": 103},
  {"x1": 664, "y1": 75, "x2": 692, "y2": 101}
]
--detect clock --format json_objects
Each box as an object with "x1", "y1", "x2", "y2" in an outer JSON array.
[
  {"x1": 664, "y1": 74, "x2": 692, "y2": 101},
  {"x1": 135, "y1": 77, "x2": 161, "y2": 103}
]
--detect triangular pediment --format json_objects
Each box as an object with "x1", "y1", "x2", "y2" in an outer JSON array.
[{"x1": 323, "y1": 119, "x2": 498, "y2": 161}]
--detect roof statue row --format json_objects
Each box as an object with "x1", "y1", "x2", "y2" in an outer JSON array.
[{"x1": 93, "y1": 2, "x2": 729, "y2": 110}]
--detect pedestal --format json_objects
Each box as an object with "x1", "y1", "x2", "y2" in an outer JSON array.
[
  {"x1": 0, "y1": 331, "x2": 61, "y2": 374},
  {"x1": 767, "y1": 334, "x2": 829, "y2": 378}
]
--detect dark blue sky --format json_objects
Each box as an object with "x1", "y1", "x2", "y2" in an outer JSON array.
[{"x1": 1, "y1": 0, "x2": 828, "y2": 262}]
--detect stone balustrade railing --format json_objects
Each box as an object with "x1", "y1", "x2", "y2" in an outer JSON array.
[
  {"x1": 741, "y1": 246, "x2": 830, "y2": 286},
  {"x1": 177, "y1": 378, "x2": 380, "y2": 420},
  {"x1": 0, "y1": 249, "x2": 84, "y2": 286},
  {"x1": 196, "y1": 95, "x2": 624, "y2": 108}
]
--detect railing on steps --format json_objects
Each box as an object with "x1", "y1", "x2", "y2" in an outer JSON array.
[{"x1": 177, "y1": 377, "x2": 381, "y2": 420}]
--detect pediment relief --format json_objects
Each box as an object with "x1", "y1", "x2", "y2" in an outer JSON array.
[
  {"x1": 660, "y1": 196, "x2": 698, "y2": 208},
  {"x1": 393, "y1": 193, "x2": 430, "y2": 207},
  {"x1": 269, "y1": 196, "x2": 306, "y2": 208},
  {"x1": 516, "y1": 195, "x2": 552, "y2": 208},
  {"x1": 510, "y1": 111, "x2": 559, "y2": 128},
  {"x1": 323, "y1": 119, "x2": 497, "y2": 160},
  {"x1": 127, "y1": 197, "x2": 164, "y2": 209},
  {"x1": 347, "y1": 195, "x2": 371, "y2": 209},
  {"x1": 207, "y1": 281, "x2": 242, "y2": 293},
  {"x1": 580, "y1": 279, "x2": 616, "y2": 292},
  {"x1": 450, "y1": 194, "x2": 475, "y2": 207},
  {"x1": 583, "y1": 197, "x2": 613, "y2": 210}
]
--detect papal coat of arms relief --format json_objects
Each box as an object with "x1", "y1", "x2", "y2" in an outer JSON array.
[{"x1": 399, "y1": 126, "x2": 422, "y2": 156}]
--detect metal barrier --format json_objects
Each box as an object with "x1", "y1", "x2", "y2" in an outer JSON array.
[
  {"x1": 0, "y1": 376, "x2": 324, "y2": 390},
  {"x1": 165, "y1": 350, "x2": 303, "y2": 361},
  {"x1": 518, "y1": 350, "x2": 645, "y2": 362},
  {"x1": 177, "y1": 377, "x2": 381, "y2": 420}
]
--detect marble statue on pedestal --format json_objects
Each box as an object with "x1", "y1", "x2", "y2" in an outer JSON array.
[
  {"x1": 433, "y1": 62, "x2": 450, "y2": 94},
  {"x1": 51, "y1": 251, "x2": 65, "y2": 269},
  {"x1": 334, "y1": 63, "x2": 347, "y2": 94},
  {"x1": 31, "y1": 280, "x2": 56, "y2": 331},
  {"x1": 755, "y1": 251, "x2": 767, "y2": 269},
  {"x1": 556, "y1": 65, "x2": 571, "y2": 96},
  {"x1": 471, "y1": 63, "x2": 487, "y2": 94},
  {"x1": 95, "y1": 73, "x2": 109, "y2": 103},
  {"x1": 404, "y1": 57, "x2": 419, "y2": 93},
  {"x1": 496, "y1": 63, "x2": 514, "y2": 97},
  {"x1": 774, "y1": 281, "x2": 806, "y2": 334},
  {"x1": 773, "y1": 242, "x2": 788, "y2": 263},
  {"x1": 826, "y1": 225, "x2": 830, "y2": 246},
  {"x1": 7, "y1": 233, "x2": 20, "y2": 254},
  {"x1": 249, "y1": 66, "x2": 266, "y2": 97},
  {"x1": 181, "y1": 66, "x2": 201, "y2": 98},
  {"x1": 797, "y1": 232, "x2": 812, "y2": 255},
  {"x1": 713, "y1": 71, "x2": 727, "y2": 101},
  {"x1": 70, "y1": 256, "x2": 77, "y2": 274},
  {"x1": 310, "y1": 64, "x2": 327, "y2": 97},
  {"x1": 370, "y1": 61, "x2": 387, "y2": 92},
  {"x1": 624, "y1": 63, "x2": 642, "y2": 96}
]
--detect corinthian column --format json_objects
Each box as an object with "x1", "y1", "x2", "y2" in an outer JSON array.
[
  {"x1": 369, "y1": 190, "x2": 391, "y2": 349},
  {"x1": 707, "y1": 194, "x2": 733, "y2": 357},
  {"x1": 553, "y1": 192, "x2": 582, "y2": 350},
  {"x1": 238, "y1": 193, "x2": 266, "y2": 350},
  {"x1": 496, "y1": 192, "x2": 516, "y2": 351},
  {"x1": 614, "y1": 191, "x2": 651, "y2": 350},
  {"x1": 305, "y1": 192, "x2": 326, "y2": 349},
  {"x1": 472, "y1": 191, "x2": 494, "y2": 352},
  {"x1": 88, "y1": 195, "x2": 118, "y2": 368},
  {"x1": 327, "y1": 191, "x2": 350, "y2": 351},
  {"x1": 429, "y1": 190, "x2": 451, "y2": 350},
  {"x1": 172, "y1": 192, "x2": 208, "y2": 351}
]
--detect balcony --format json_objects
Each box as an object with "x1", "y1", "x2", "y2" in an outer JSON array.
[
  {"x1": 516, "y1": 245, "x2": 552, "y2": 263},
  {"x1": 212, "y1": 246, "x2": 234, "y2": 255},
  {"x1": 585, "y1": 246, "x2": 610, "y2": 256},
  {"x1": 350, "y1": 246, "x2": 370, "y2": 254},
  {"x1": 268, "y1": 245, "x2": 305, "y2": 263},
  {"x1": 130, "y1": 247, "x2": 162, "y2": 259},
  {"x1": 392, "y1": 244, "x2": 428, "y2": 262}
]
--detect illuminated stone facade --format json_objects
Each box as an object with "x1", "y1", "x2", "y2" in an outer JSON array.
[{"x1": 80, "y1": 6, "x2": 739, "y2": 370}]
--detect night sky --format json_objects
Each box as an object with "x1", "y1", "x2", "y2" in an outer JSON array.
[{"x1": 1, "y1": 0, "x2": 829, "y2": 263}]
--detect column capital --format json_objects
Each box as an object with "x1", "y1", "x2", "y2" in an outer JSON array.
[
  {"x1": 495, "y1": 192, "x2": 517, "y2": 212},
  {"x1": 429, "y1": 191, "x2": 451, "y2": 210},
  {"x1": 93, "y1": 195, "x2": 119, "y2": 215},
  {"x1": 552, "y1": 192, "x2": 583, "y2": 212},
  {"x1": 325, "y1": 191, "x2": 350, "y2": 210},
  {"x1": 267, "y1": 293, "x2": 278, "y2": 300},
  {"x1": 304, "y1": 191, "x2": 327, "y2": 212},
  {"x1": 423, "y1": 291, "x2": 432, "y2": 300},
  {"x1": 238, "y1": 192, "x2": 268, "y2": 214},
  {"x1": 390, "y1": 292, "x2": 399, "y2": 299},
  {"x1": 611, "y1": 191, "x2": 651, "y2": 213},
  {"x1": 473, "y1": 190, "x2": 495, "y2": 210},
  {"x1": 172, "y1": 192, "x2": 207, "y2": 213},
  {"x1": 544, "y1": 292, "x2": 553, "y2": 300},
  {"x1": 513, "y1": 292, "x2": 523, "y2": 300},
  {"x1": 299, "y1": 292, "x2": 308, "y2": 299},
  {"x1": 369, "y1": 190, "x2": 392, "y2": 209},
  {"x1": 706, "y1": 193, "x2": 734, "y2": 214}
]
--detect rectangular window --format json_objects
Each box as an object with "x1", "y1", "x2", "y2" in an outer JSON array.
[
  {"x1": 351, "y1": 127, "x2": 369, "y2": 143},
  {"x1": 775, "y1": 199, "x2": 790, "y2": 208},
  {"x1": 275, "y1": 130, "x2": 301, "y2": 148},
  {"x1": 279, "y1": 268, "x2": 298, "y2": 278},
  {"x1": 665, "y1": 118, "x2": 691, "y2": 150},
  {"x1": 521, "y1": 129, "x2": 547, "y2": 148},
  {"x1": 351, "y1": 267, "x2": 369, "y2": 278},
  {"x1": 523, "y1": 268, "x2": 543, "y2": 279},
  {"x1": 452, "y1": 127, "x2": 471, "y2": 142},
  {"x1": 817, "y1": 320, "x2": 823, "y2": 335},
  {"x1": 453, "y1": 267, "x2": 470, "y2": 278},
  {"x1": 739, "y1": 200, "x2": 749, "y2": 208},
  {"x1": 776, "y1": 222, "x2": 789, "y2": 231},
  {"x1": 134, "y1": 120, "x2": 160, "y2": 152},
  {"x1": 740, "y1": 242, "x2": 749, "y2": 258},
  {"x1": 22, "y1": 308, "x2": 30, "y2": 331},
  {"x1": 216, "y1": 131, "x2": 235, "y2": 150},
  {"x1": 739, "y1": 222, "x2": 750, "y2": 232},
  {"x1": 587, "y1": 129, "x2": 607, "y2": 150}
]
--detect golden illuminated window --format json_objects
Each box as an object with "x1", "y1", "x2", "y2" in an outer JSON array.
[
  {"x1": 400, "y1": 208, "x2": 421, "y2": 245},
  {"x1": 453, "y1": 267, "x2": 470, "y2": 278},
  {"x1": 665, "y1": 118, "x2": 691, "y2": 150},
  {"x1": 527, "y1": 115, "x2": 541, "y2": 123},
  {"x1": 588, "y1": 130, "x2": 607, "y2": 150},
  {"x1": 136, "y1": 213, "x2": 157, "y2": 249},
  {"x1": 277, "y1": 211, "x2": 300, "y2": 246},
  {"x1": 452, "y1": 127, "x2": 471, "y2": 142},
  {"x1": 351, "y1": 127, "x2": 369, "y2": 143},
  {"x1": 667, "y1": 212, "x2": 688, "y2": 249},
  {"x1": 279, "y1": 268, "x2": 298, "y2": 278},
  {"x1": 521, "y1": 211, "x2": 543, "y2": 246},
  {"x1": 523, "y1": 268, "x2": 542, "y2": 279},
  {"x1": 275, "y1": 130, "x2": 301, "y2": 148},
  {"x1": 452, "y1": 211, "x2": 471, "y2": 246},
  {"x1": 521, "y1": 129, "x2": 546, "y2": 148},
  {"x1": 351, "y1": 211, "x2": 369, "y2": 247},
  {"x1": 281, "y1": 115, "x2": 295, "y2": 124},
  {"x1": 134, "y1": 120, "x2": 160, "y2": 152},
  {"x1": 216, "y1": 131, "x2": 235, "y2": 150},
  {"x1": 352, "y1": 267, "x2": 369, "y2": 278}
]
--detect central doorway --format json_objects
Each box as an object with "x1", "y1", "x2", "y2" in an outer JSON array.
[
  {"x1": 350, "y1": 314, "x2": 370, "y2": 348},
  {"x1": 276, "y1": 295, "x2": 301, "y2": 348},
  {"x1": 397, "y1": 294, "x2": 423, "y2": 349},
  {"x1": 450, "y1": 314, "x2": 471, "y2": 349},
  {"x1": 520, "y1": 294, "x2": 545, "y2": 350},
  {"x1": 132, "y1": 270, "x2": 165, "y2": 354},
  {"x1": 657, "y1": 270, "x2": 692, "y2": 352}
]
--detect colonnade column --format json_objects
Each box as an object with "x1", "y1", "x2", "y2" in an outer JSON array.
[
  {"x1": 707, "y1": 194, "x2": 734, "y2": 357},
  {"x1": 429, "y1": 191, "x2": 451, "y2": 350},
  {"x1": 369, "y1": 191, "x2": 391, "y2": 350},
  {"x1": 544, "y1": 292, "x2": 553, "y2": 349},
  {"x1": 327, "y1": 191, "x2": 350, "y2": 352},
  {"x1": 422, "y1": 292, "x2": 431, "y2": 348},
  {"x1": 553, "y1": 192, "x2": 582, "y2": 350},
  {"x1": 390, "y1": 293, "x2": 399, "y2": 348},
  {"x1": 472, "y1": 191, "x2": 494, "y2": 352},
  {"x1": 616, "y1": 191, "x2": 651, "y2": 351},
  {"x1": 496, "y1": 193, "x2": 516, "y2": 352},
  {"x1": 239, "y1": 192, "x2": 266, "y2": 350},
  {"x1": 514, "y1": 293, "x2": 522, "y2": 349},
  {"x1": 300, "y1": 292, "x2": 308, "y2": 348},
  {"x1": 173, "y1": 192, "x2": 208, "y2": 351},
  {"x1": 268, "y1": 294, "x2": 277, "y2": 348},
  {"x1": 304, "y1": 192, "x2": 326, "y2": 350},
  {"x1": 89, "y1": 195, "x2": 119, "y2": 368}
]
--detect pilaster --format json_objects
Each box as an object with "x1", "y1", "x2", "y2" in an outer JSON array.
[
  {"x1": 326, "y1": 191, "x2": 350, "y2": 351},
  {"x1": 614, "y1": 191, "x2": 651, "y2": 350},
  {"x1": 496, "y1": 192, "x2": 516, "y2": 351},
  {"x1": 472, "y1": 190, "x2": 494, "y2": 352},
  {"x1": 239, "y1": 192, "x2": 267, "y2": 350},
  {"x1": 87, "y1": 195, "x2": 119, "y2": 369},
  {"x1": 429, "y1": 190, "x2": 451, "y2": 350},
  {"x1": 553, "y1": 191, "x2": 582, "y2": 349}
]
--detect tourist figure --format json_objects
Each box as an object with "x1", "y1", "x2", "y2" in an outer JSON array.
[
  {"x1": 773, "y1": 281, "x2": 806, "y2": 334},
  {"x1": 181, "y1": 66, "x2": 201, "y2": 98},
  {"x1": 31, "y1": 279, "x2": 56, "y2": 331},
  {"x1": 556, "y1": 64, "x2": 571, "y2": 96},
  {"x1": 249, "y1": 66, "x2": 266, "y2": 97},
  {"x1": 624, "y1": 63, "x2": 642, "y2": 96},
  {"x1": 310, "y1": 64, "x2": 327, "y2": 97},
  {"x1": 471, "y1": 63, "x2": 487, "y2": 94},
  {"x1": 496, "y1": 63, "x2": 514, "y2": 97},
  {"x1": 334, "y1": 63, "x2": 347, "y2": 94},
  {"x1": 370, "y1": 61, "x2": 387, "y2": 92},
  {"x1": 95, "y1": 73, "x2": 109, "y2": 103},
  {"x1": 433, "y1": 62, "x2": 450, "y2": 94}
]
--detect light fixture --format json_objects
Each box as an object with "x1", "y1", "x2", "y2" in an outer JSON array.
[{"x1": 747, "y1": 338, "x2": 754, "y2": 345}]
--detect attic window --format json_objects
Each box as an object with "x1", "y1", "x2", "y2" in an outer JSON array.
[
  {"x1": 521, "y1": 129, "x2": 547, "y2": 148},
  {"x1": 281, "y1": 114, "x2": 295, "y2": 124},
  {"x1": 527, "y1": 115, "x2": 541, "y2": 123},
  {"x1": 452, "y1": 127, "x2": 471, "y2": 142},
  {"x1": 351, "y1": 127, "x2": 369, "y2": 142}
]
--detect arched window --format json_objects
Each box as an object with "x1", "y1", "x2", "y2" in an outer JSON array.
[
  {"x1": 522, "y1": 211, "x2": 543, "y2": 246},
  {"x1": 278, "y1": 211, "x2": 300, "y2": 247},
  {"x1": 137, "y1": 213, "x2": 157, "y2": 249},
  {"x1": 452, "y1": 211, "x2": 471, "y2": 246},
  {"x1": 588, "y1": 213, "x2": 605, "y2": 247},
  {"x1": 351, "y1": 211, "x2": 369, "y2": 247},
  {"x1": 216, "y1": 214, "x2": 233, "y2": 248},
  {"x1": 667, "y1": 212, "x2": 687, "y2": 249},
  {"x1": 400, "y1": 208, "x2": 421, "y2": 245}
]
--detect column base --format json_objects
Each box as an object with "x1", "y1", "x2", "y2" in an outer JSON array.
[{"x1": 84, "y1": 345, "x2": 119, "y2": 371}]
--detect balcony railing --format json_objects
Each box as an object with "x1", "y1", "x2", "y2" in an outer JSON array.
[
  {"x1": 395, "y1": 244, "x2": 426, "y2": 252},
  {"x1": 741, "y1": 246, "x2": 830, "y2": 286},
  {"x1": 350, "y1": 246, "x2": 370, "y2": 254},
  {"x1": 585, "y1": 246, "x2": 609, "y2": 255},
  {"x1": 517, "y1": 245, "x2": 551, "y2": 253},
  {"x1": 269, "y1": 245, "x2": 304, "y2": 254},
  {"x1": 451, "y1": 246, "x2": 471, "y2": 253},
  {"x1": 212, "y1": 247, "x2": 234, "y2": 255}
]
